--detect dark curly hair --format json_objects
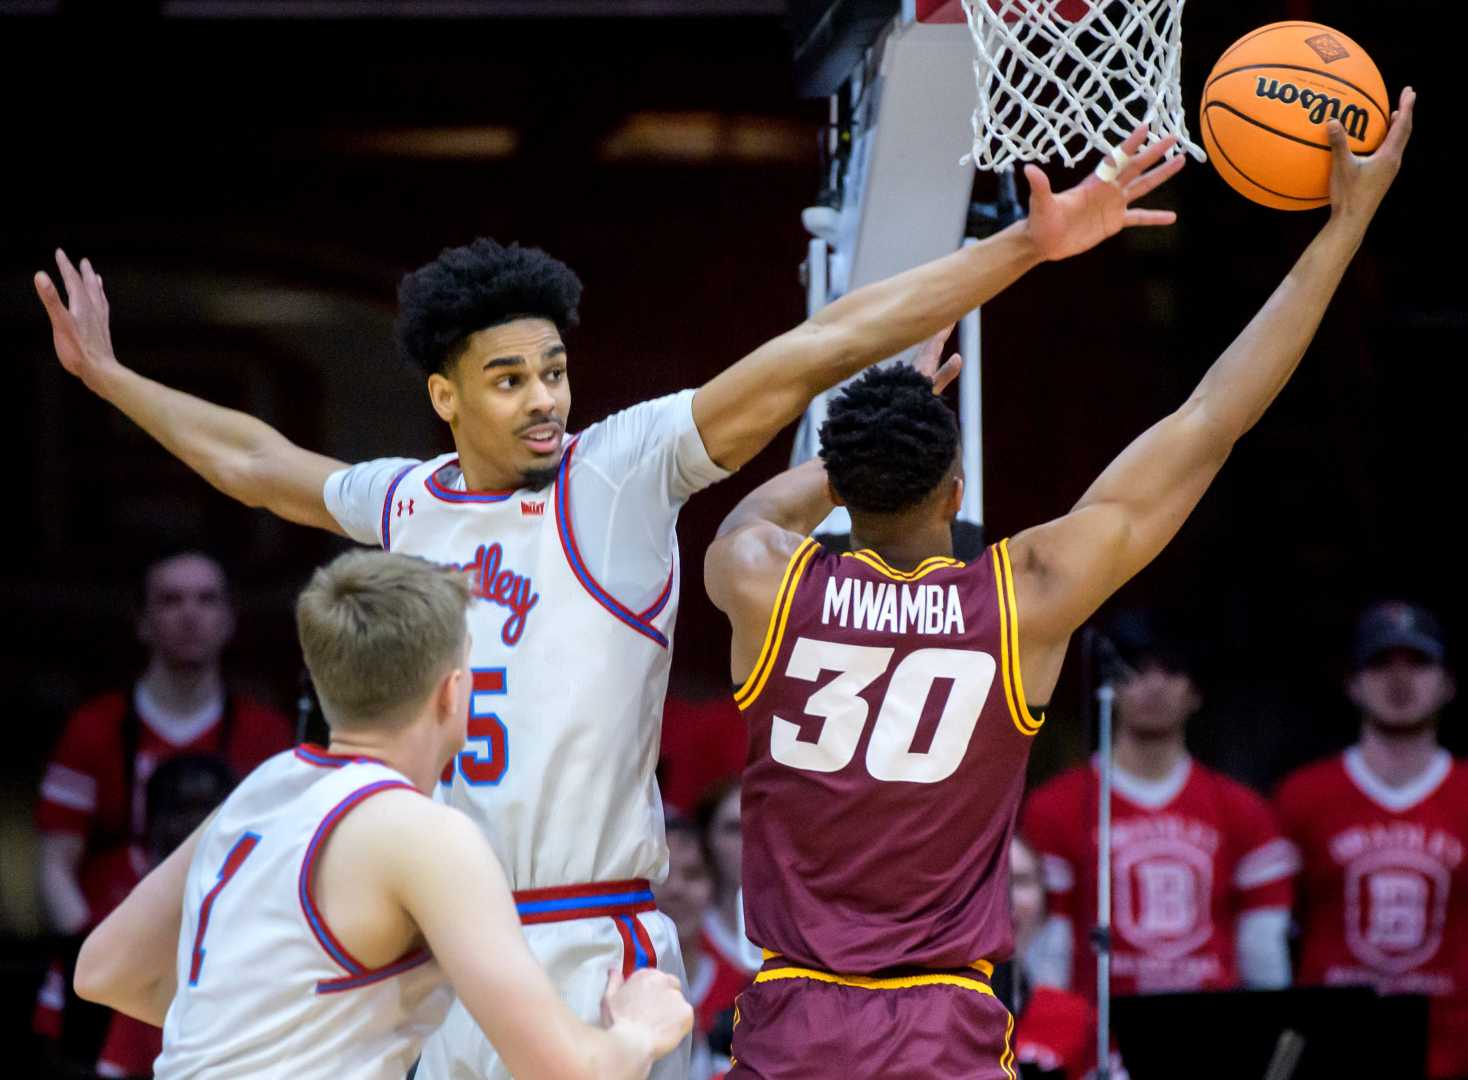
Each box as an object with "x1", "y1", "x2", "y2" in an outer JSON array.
[
  {"x1": 394, "y1": 238, "x2": 583, "y2": 376},
  {"x1": 819, "y1": 364, "x2": 960, "y2": 514}
]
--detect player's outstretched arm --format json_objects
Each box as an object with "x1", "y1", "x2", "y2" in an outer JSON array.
[
  {"x1": 1008, "y1": 90, "x2": 1416, "y2": 695},
  {"x1": 382, "y1": 801, "x2": 692, "y2": 1080},
  {"x1": 74, "y1": 817, "x2": 209, "y2": 1026},
  {"x1": 34, "y1": 251, "x2": 349, "y2": 536},
  {"x1": 706, "y1": 330, "x2": 961, "y2": 680},
  {"x1": 690, "y1": 125, "x2": 1184, "y2": 471}
]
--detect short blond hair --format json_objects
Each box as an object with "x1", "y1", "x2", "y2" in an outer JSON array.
[{"x1": 296, "y1": 550, "x2": 471, "y2": 728}]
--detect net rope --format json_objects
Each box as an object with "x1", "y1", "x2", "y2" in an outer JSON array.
[{"x1": 960, "y1": 0, "x2": 1206, "y2": 170}]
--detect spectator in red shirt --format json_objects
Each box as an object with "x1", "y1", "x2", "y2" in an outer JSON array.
[
  {"x1": 1023, "y1": 611, "x2": 1296, "y2": 1001},
  {"x1": 1276, "y1": 601, "x2": 1468, "y2": 1080},
  {"x1": 33, "y1": 550, "x2": 293, "y2": 1068},
  {"x1": 658, "y1": 810, "x2": 731, "y2": 1080}
]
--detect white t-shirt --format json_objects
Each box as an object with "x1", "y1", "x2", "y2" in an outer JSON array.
[{"x1": 324, "y1": 390, "x2": 728, "y2": 612}]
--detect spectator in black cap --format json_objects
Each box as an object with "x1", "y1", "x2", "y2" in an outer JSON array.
[
  {"x1": 1275, "y1": 600, "x2": 1468, "y2": 1080},
  {"x1": 1023, "y1": 609, "x2": 1296, "y2": 1001}
]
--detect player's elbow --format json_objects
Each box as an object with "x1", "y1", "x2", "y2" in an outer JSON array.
[{"x1": 73, "y1": 929, "x2": 122, "y2": 1007}]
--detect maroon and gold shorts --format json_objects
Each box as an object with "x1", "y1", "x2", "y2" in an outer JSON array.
[{"x1": 728, "y1": 956, "x2": 1017, "y2": 1080}]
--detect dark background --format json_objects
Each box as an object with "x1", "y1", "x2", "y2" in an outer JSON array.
[{"x1": 0, "y1": 0, "x2": 1459, "y2": 1061}]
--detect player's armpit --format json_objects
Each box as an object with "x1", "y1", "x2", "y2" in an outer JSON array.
[{"x1": 704, "y1": 521, "x2": 805, "y2": 684}]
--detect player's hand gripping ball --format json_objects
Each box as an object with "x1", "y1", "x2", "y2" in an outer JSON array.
[{"x1": 1200, "y1": 22, "x2": 1389, "y2": 209}]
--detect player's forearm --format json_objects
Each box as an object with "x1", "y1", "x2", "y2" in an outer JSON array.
[
  {"x1": 75, "y1": 822, "x2": 200, "y2": 1024},
  {"x1": 1188, "y1": 217, "x2": 1367, "y2": 444},
  {"x1": 716, "y1": 459, "x2": 833, "y2": 539},
  {"x1": 92, "y1": 363, "x2": 300, "y2": 509},
  {"x1": 807, "y1": 221, "x2": 1040, "y2": 386}
]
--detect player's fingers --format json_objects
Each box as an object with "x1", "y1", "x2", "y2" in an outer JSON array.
[
  {"x1": 1122, "y1": 208, "x2": 1178, "y2": 227},
  {"x1": 1124, "y1": 152, "x2": 1185, "y2": 202},
  {"x1": 1120, "y1": 122, "x2": 1149, "y2": 157},
  {"x1": 932, "y1": 354, "x2": 963, "y2": 395},
  {"x1": 1380, "y1": 86, "x2": 1415, "y2": 157},
  {"x1": 54, "y1": 249, "x2": 85, "y2": 309},
  {"x1": 602, "y1": 966, "x2": 625, "y2": 998},
  {"x1": 1023, "y1": 163, "x2": 1051, "y2": 200},
  {"x1": 33, "y1": 272, "x2": 71, "y2": 323},
  {"x1": 1123, "y1": 133, "x2": 1178, "y2": 181},
  {"x1": 1324, "y1": 118, "x2": 1351, "y2": 163},
  {"x1": 916, "y1": 323, "x2": 955, "y2": 371}
]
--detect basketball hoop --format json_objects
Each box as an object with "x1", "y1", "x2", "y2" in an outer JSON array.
[{"x1": 959, "y1": 0, "x2": 1206, "y2": 170}]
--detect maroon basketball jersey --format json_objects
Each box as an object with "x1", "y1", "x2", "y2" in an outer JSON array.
[{"x1": 736, "y1": 538, "x2": 1043, "y2": 974}]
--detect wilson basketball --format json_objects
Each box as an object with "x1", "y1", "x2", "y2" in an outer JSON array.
[{"x1": 1200, "y1": 22, "x2": 1388, "y2": 210}]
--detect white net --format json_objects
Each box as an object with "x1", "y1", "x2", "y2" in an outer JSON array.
[{"x1": 961, "y1": 0, "x2": 1206, "y2": 171}]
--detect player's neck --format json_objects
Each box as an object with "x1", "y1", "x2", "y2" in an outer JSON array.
[
  {"x1": 1112, "y1": 728, "x2": 1187, "y2": 781},
  {"x1": 1357, "y1": 722, "x2": 1441, "y2": 788},
  {"x1": 137, "y1": 660, "x2": 223, "y2": 718},
  {"x1": 847, "y1": 520, "x2": 953, "y2": 570},
  {"x1": 324, "y1": 725, "x2": 443, "y2": 795}
]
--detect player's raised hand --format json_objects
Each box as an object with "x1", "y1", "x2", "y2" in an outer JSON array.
[
  {"x1": 910, "y1": 323, "x2": 962, "y2": 395},
  {"x1": 600, "y1": 966, "x2": 693, "y2": 1058},
  {"x1": 1328, "y1": 86, "x2": 1415, "y2": 229},
  {"x1": 1024, "y1": 124, "x2": 1185, "y2": 262},
  {"x1": 34, "y1": 249, "x2": 122, "y2": 392}
]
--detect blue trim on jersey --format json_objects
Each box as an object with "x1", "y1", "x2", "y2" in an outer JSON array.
[
  {"x1": 379, "y1": 464, "x2": 417, "y2": 552},
  {"x1": 553, "y1": 439, "x2": 669, "y2": 648},
  {"x1": 425, "y1": 461, "x2": 515, "y2": 504},
  {"x1": 298, "y1": 779, "x2": 417, "y2": 977},
  {"x1": 618, "y1": 915, "x2": 651, "y2": 969},
  {"x1": 515, "y1": 889, "x2": 657, "y2": 918},
  {"x1": 316, "y1": 949, "x2": 432, "y2": 994}
]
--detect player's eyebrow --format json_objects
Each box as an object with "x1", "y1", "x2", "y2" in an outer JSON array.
[
  {"x1": 544, "y1": 343, "x2": 567, "y2": 360},
  {"x1": 483, "y1": 355, "x2": 527, "y2": 371}
]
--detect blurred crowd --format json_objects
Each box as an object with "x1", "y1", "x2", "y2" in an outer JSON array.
[{"x1": 4, "y1": 547, "x2": 1464, "y2": 1080}]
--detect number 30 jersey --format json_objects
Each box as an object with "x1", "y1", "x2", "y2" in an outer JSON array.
[{"x1": 738, "y1": 538, "x2": 1044, "y2": 974}]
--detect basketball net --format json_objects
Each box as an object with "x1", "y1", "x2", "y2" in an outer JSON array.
[{"x1": 960, "y1": 0, "x2": 1206, "y2": 170}]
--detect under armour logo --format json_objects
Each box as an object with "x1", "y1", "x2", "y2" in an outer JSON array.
[{"x1": 396, "y1": 498, "x2": 415, "y2": 518}]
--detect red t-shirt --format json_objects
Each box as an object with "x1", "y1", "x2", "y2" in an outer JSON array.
[
  {"x1": 96, "y1": 1010, "x2": 163, "y2": 1078},
  {"x1": 1023, "y1": 757, "x2": 1295, "y2": 999},
  {"x1": 1276, "y1": 748, "x2": 1468, "y2": 1080},
  {"x1": 659, "y1": 695, "x2": 746, "y2": 814},
  {"x1": 36, "y1": 687, "x2": 293, "y2": 924},
  {"x1": 1014, "y1": 985, "x2": 1129, "y2": 1080},
  {"x1": 694, "y1": 912, "x2": 755, "y2": 1034}
]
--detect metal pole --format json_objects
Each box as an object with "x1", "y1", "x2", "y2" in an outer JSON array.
[
  {"x1": 958, "y1": 240, "x2": 982, "y2": 528},
  {"x1": 1095, "y1": 679, "x2": 1116, "y2": 1080}
]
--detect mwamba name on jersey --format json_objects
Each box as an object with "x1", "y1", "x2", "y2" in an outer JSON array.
[{"x1": 822, "y1": 578, "x2": 966, "y2": 636}]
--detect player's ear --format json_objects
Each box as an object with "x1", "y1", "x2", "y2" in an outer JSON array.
[
  {"x1": 427, "y1": 371, "x2": 458, "y2": 425},
  {"x1": 948, "y1": 475, "x2": 965, "y2": 518},
  {"x1": 1344, "y1": 670, "x2": 1367, "y2": 710},
  {"x1": 826, "y1": 477, "x2": 845, "y2": 507}
]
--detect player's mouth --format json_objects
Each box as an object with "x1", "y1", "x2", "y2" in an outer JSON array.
[{"x1": 519, "y1": 422, "x2": 562, "y2": 456}]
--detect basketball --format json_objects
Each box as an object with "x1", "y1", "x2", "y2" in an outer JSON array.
[{"x1": 1200, "y1": 22, "x2": 1389, "y2": 210}]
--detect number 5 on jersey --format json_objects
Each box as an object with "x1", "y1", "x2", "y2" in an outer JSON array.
[
  {"x1": 772, "y1": 638, "x2": 997, "y2": 784},
  {"x1": 443, "y1": 668, "x2": 509, "y2": 787}
]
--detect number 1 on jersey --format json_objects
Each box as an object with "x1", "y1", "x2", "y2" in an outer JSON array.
[{"x1": 189, "y1": 831, "x2": 261, "y2": 986}]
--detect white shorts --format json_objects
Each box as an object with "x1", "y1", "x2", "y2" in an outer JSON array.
[{"x1": 416, "y1": 907, "x2": 689, "y2": 1080}]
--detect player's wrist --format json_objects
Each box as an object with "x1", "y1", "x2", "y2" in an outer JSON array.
[{"x1": 605, "y1": 1018, "x2": 658, "y2": 1074}]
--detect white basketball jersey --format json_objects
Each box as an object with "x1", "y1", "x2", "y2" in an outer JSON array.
[
  {"x1": 381, "y1": 437, "x2": 679, "y2": 889},
  {"x1": 154, "y1": 748, "x2": 451, "y2": 1080}
]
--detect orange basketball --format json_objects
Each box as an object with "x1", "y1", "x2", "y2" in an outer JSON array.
[{"x1": 1200, "y1": 22, "x2": 1389, "y2": 210}]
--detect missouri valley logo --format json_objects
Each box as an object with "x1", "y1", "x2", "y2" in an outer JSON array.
[
  {"x1": 1304, "y1": 33, "x2": 1349, "y2": 63},
  {"x1": 1255, "y1": 77, "x2": 1371, "y2": 140},
  {"x1": 521, "y1": 500, "x2": 545, "y2": 517}
]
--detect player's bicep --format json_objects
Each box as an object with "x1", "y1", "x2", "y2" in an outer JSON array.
[{"x1": 245, "y1": 437, "x2": 352, "y2": 536}]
